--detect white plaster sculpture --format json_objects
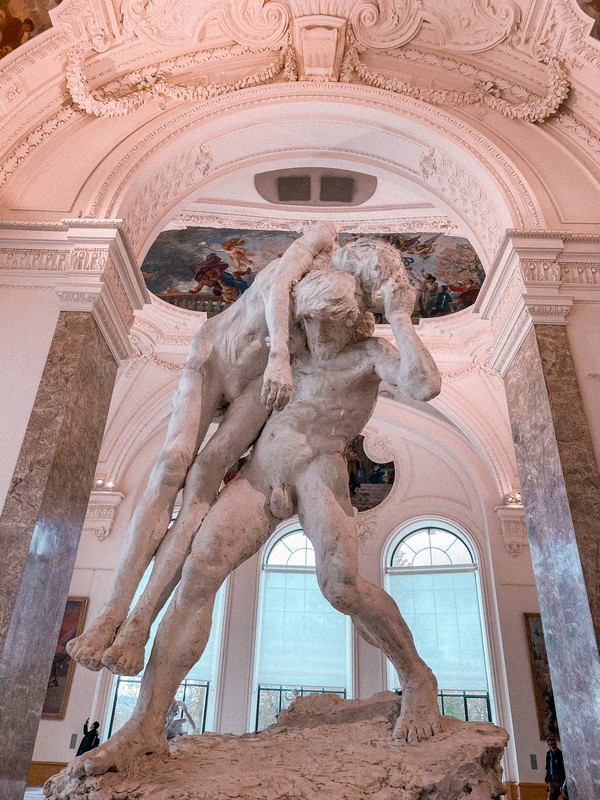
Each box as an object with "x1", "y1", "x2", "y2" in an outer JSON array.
[
  {"x1": 165, "y1": 699, "x2": 195, "y2": 740},
  {"x1": 46, "y1": 693, "x2": 508, "y2": 800},
  {"x1": 66, "y1": 241, "x2": 443, "y2": 778},
  {"x1": 68, "y1": 222, "x2": 338, "y2": 676}
]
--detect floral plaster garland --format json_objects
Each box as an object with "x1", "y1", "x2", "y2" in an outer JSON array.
[{"x1": 66, "y1": 37, "x2": 569, "y2": 123}]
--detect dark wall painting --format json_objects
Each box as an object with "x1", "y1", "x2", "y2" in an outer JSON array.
[
  {"x1": 0, "y1": 0, "x2": 56, "y2": 59},
  {"x1": 141, "y1": 228, "x2": 485, "y2": 319}
]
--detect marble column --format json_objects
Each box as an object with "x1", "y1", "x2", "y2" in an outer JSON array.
[
  {"x1": 0, "y1": 221, "x2": 147, "y2": 800},
  {"x1": 486, "y1": 234, "x2": 600, "y2": 800}
]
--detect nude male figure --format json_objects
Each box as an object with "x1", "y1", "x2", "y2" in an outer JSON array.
[
  {"x1": 68, "y1": 223, "x2": 337, "y2": 675},
  {"x1": 70, "y1": 242, "x2": 442, "y2": 777}
]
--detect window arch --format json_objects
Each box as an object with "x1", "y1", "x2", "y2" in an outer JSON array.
[
  {"x1": 385, "y1": 522, "x2": 492, "y2": 722},
  {"x1": 253, "y1": 523, "x2": 351, "y2": 730}
]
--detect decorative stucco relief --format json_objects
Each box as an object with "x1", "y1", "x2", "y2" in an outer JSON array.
[
  {"x1": 519, "y1": 259, "x2": 561, "y2": 283},
  {"x1": 121, "y1": 142, "x2": 212, "y2": 250},
  {"x1": 63, "y1": 1, "x2": 569, "y2": 123},
  {"x1": 53, "y1": 0, "x2": 118, "y2": 53},
  {"x1": 554, "y1": 112, "x2": 600, "y2": 156},
  {"x1": 495, "y1": 504, "x2": 529, "y2": 556},
  {"x1": 418, "y1": 148, "x2": 503, "y2": 248},
  {"x1": 0, "y1": 107, "x2": 78, "y2": 189},
  {"x1": 116, "y1": 0, "x2": 518, "y2": 52},
  {"x1": 169, "y1": 211, "x2": 458, "y2": 234},
  {"x1": 84, "y1": 489, "x2": 124, "y2": 541}
]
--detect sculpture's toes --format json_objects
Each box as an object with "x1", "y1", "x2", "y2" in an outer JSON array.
[
  {"x1": 101, "y1": 641, "x2": 145, "y2": 676},
  {"x1": 66, "y1": 635, "x2": 104, "y2": 671},
  {"x1": 66, "y1": 754, "x2": 88, "y2": 777},
  {"x1": 392, "y1": 715, "x2": 442, "y2": 744},
  {"x1": 83, "y1": 744, "x2": 123, "y2": 776}
]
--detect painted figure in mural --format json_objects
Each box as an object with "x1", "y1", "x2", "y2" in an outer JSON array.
[
  {"x1": 68, "y1": 222, "x2": 338, "y2": 676},
  {"x1": 68, "y1": 250, "x2": 442, "y2": 777},
  {"x1": 190, "y1": 237, "x2": 256, "y2": 303},
  {"x1": 0, "y1": 14, "x2": 34, "y2": 55}
]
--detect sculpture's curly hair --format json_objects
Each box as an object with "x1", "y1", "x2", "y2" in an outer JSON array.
[
  {"x1": 331, "y1": 238, "x2": 411, "y2": 292},
  {"x1": 293, "y1": 269, "x2": 375, "y2": 342}
]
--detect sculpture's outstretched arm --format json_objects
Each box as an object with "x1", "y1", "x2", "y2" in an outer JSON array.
[
  {"x1": 373, "y1": 278, "x2": 441, "y2": 403},
  {"x1": 260, "y1": 222, "x2": 337, "y2": 411}
]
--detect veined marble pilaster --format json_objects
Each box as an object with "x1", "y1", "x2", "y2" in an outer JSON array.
[
  {"x1": 0, "y1": 221, "x2": 146, "y2": 799},
  {"x1": 504, "y1": 328, "x2": 600, "y2": 800},
  {"x1": 0, "y1": 313, "x2": 118, "y2": 798},
  {"x1": 481, "y1": 232, "x2": 600, "y2": 800}
]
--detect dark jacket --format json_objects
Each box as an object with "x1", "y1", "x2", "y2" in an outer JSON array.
[
  {"x1": 545, "y1": 748, "x2": 566, "y2": 783},
  {"x1": 76, "y1": 722, "x2": 100, "y2": 756}
]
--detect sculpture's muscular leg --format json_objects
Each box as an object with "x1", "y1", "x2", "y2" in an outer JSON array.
[
  {"x1": 70, "y1": 473, "x2": 274, "y2": 776},
  {"x1": 102, "y1": 379, "x2": 269, "y2": 676},
  {"x1": 297, "y1": 455, "x2": 441, "y2": 744},
  {"x1": 68, "y1": 334, "x2": 223, "y2": 671}
]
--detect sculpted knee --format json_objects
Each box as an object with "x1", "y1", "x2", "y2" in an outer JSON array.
[
  {"x1": 318, "y1": 573, "x2": 359, "y2": 614},
  {"x1": 179, "y1": 556, "x2": 224, "y2": 604},
  {"x1": 155, "y1": 443, "x2": 196, "y2": 487}
]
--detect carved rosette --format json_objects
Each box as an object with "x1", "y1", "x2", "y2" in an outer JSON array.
[
  {"x1": 83, "y1": 489, "x2": 124, "y2": 541},
  {"x1": 495, "y1": 504, "x2": 528, "y2": 557},
  {"x1": 0, "y1": 221, "x2": 148, "y2": 362}
]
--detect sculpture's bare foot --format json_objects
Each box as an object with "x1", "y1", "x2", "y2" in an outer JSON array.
[
  {"x1": 66, "y1": 612, "x2": 121, "y2": 671},
  {"x1": 392, "y1": 672, "x2": 443, "y2": 744},
  {"x1": 101, "y1": 617, "x2": 149, "y2": 676},
  {"x1": 68, "y1": 717, "x2": 168, "y2": 777}
]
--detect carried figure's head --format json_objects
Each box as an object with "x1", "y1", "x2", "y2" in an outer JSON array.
[
  {"x1": 293, "y1": 269, "x2": 375, "y2": 343},
  {"x1": 331, "y1": 238, "x2": 412, "y2": 296}
]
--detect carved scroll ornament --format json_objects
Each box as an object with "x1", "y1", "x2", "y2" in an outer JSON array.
[{"x1": 66, "y1": 33, "x2": 569, "y2": 124}]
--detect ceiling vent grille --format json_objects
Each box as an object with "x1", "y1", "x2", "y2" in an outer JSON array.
[{"x1": 256, "y1": 168, "x2": 376, "y2": 206}]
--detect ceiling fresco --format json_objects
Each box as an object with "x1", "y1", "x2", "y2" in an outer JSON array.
[
  {"x1": 141, "y1": 228, "x2": 486, "y2": 320},
  {"x1": 0, "y1": 0, "x2": 56, "y2": 58}
]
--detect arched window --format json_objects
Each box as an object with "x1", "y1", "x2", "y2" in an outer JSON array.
[
  {"x1": 253, "y1": 524, "x2": 351, "y2": 730},
  {"x1": 385, "y1": 523, "x2": 492, "y2": 722},
  {"x1": 106, "y1": 562, "x2": 227, "y2": 737}
]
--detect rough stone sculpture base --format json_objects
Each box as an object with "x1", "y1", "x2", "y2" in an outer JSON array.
[{"x1": 44, "y1": 692, "x2": 508, "y2": 800}]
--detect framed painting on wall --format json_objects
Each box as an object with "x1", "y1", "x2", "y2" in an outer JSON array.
[
  {"x1": 524, "y1": 612, "x2": 560, "y2": 740},
  {"x1": 42, "y1": 596, "x2": 89, "y2": 720}
]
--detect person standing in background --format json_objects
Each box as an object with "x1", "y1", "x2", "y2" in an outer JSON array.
[{"x1": 544, "y1": 737, "x2": 566, "y2": 800}]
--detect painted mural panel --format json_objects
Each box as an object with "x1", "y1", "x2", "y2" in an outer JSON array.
[
  {"x1": 0, "y1": 0, "x2": 56, "y2": 59},
  {"x1": 141, "y1": 228, "x2": 485, "y2": 319}
]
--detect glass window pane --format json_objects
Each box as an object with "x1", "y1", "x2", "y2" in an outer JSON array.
[
  {"x1": 256, "y1": 530, "x2": 350, "y2": 695},
  {"x1": 387, "y1": 526, "x2": 489, "y2": 694}
]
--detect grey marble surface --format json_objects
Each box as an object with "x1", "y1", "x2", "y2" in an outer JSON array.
[
  {"x1": 0, "y1": 312, "x2": 118, "y2": 800},
  {"x1": 504, "y1": 326, "x2": 600, "y2": 800},
  {"x1": 535, "y1": 325, "x2": 600, "y2": 643}
]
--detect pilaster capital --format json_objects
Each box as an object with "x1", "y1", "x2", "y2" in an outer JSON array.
[
  {"x1": 494, "y1": 504, "x2": 528, "y2": 557},
  {"x1": 83, "y1": 488, "x2": 124, "y2": 542},
  {"x1": 0, "y1": 220, "x2": 149, "y2": 363},
  {"x1": 479, "y1": 231, "x2": 579, "y2": 375}
]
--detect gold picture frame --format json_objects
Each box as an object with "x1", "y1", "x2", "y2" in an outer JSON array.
[
  {"x1": 524, "y1": 612, "x2": 559, "y2": 740},
  {"x1": 42, "y1": 596, "x2": 89, "y2": 720}
]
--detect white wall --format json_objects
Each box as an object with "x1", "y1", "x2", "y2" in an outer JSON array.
[{"x1": 0, "y1": 286, "x2": 60, "y2": 513}]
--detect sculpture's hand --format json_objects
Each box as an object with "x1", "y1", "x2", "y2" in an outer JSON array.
[
  {"x1": 261, "y1": 356, "x2": 293, "y2": 411},
  {"x1": 301, "y1": 221, "x2": 337, "y2": 253}
]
